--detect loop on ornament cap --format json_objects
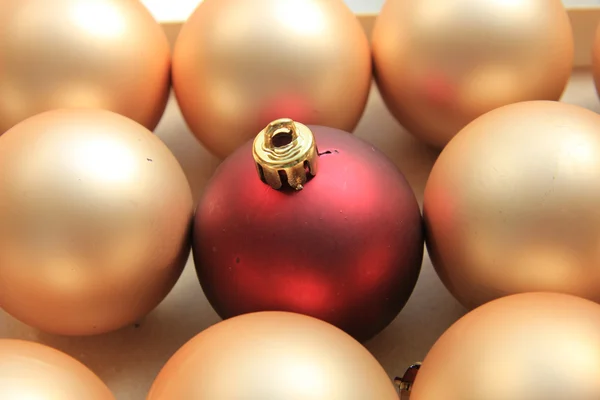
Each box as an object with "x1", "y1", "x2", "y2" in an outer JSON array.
[
  {"x1": 253, "y1": 118, "x2": 318, "y2": 190},
  {"x1": 394, "y1": 363, "x2": 421, "y2": 399}
]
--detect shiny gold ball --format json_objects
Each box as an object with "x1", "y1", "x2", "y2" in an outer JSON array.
[
  {"x1": 0, "y1": 339, "x2": 114, "y2": 400},
  {"x1": 372, "y1": 0, "x2": 574, "y2": 148},
  {"x1": 424, "y1": 100, "x2": 600, "y2": 310},
  {"x1": 411, "y1": 292, "x2": 600, "y2": 400},
  {"x1": 172, "y1": 0, "x2": 372, "y2": 158},
  {"x1": 0, "y1": 0, "x2": 171, "y2": 134},
  {"x1": 0, "y1": 109, "x2": 193, "y2": 336},
  {"x1": 147, "y1": 312, "x2": 398, "y2": 400}
]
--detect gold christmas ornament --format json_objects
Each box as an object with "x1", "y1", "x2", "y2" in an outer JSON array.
[
  {"x1": 424, "y1": 101, "x2": 600, "y2": 310},
  {"x1": 0, "y1": 0, "x2": 171, "y2": 134},
  {"x1": 372, "y1": 0, "x2": 574, "y2": 148},
  {"x1": 0, "y1": 339, "x2": 114, "y2": 400},
  {"x1": 147, "y1": 312, "x2": 399, "y2": 400},
  {"x1": 0, "y1": 109, "x2": 193, "y2": 336},
  {"x1": 592, "y1": 23, "x2": 600, "y2": 97},
  {"x1": 172, "y1": 0, "x2": 372, "y2": 158},
  {"x1": 410, "y1": 293, "x2": 600, "y2": 400}
]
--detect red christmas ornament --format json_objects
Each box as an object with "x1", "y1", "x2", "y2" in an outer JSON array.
[{"x1": 192, "y1": 119, "x2": 424, "y2": 341}]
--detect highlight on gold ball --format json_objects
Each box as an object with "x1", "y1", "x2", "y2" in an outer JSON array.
[
  {"x1": 0, "y1": 0, "x2": 171, "y2": 134},
  {"x1": 408, "y1": 293, "x2": 600, "y2": 400},
  {"x1": 0, "y1": 108, "x2": 193, "y2": 336},
  {"x1": 372, "y1": 0, "x2": 574, "y2": 148},
  {"x1": 424, "y1": 100, "x2": 600, "y2": 310},
  {"x1": 0, "y1": 339, "x2": 115, "y2": 400},
  {"x1": 172, "y1": 0, "x2": 372, "y2": 158},
  {"x1": 147, "y1": 312, "x2": 400, "y2": 400}
]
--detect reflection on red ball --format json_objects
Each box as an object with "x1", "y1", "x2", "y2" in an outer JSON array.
[{"x1": 192, "y1": 126, "x2": 424, "y2": 341}]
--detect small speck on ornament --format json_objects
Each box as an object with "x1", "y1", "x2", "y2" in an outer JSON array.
[{"x1": 318, "y1": 149, "x2": 339, "y2": 156}]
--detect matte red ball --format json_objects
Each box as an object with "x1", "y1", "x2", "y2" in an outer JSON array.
[{"x1": 192, "y1": 126, "x2": 423, "y2": 341}]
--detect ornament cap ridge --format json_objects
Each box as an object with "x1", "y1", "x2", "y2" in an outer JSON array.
[
  {"x1": 252, "y1": 118, "x2": 318, "y2": 190},
  {"x1": 394, "y1": 362, "x2": 422, "y2": 399}
]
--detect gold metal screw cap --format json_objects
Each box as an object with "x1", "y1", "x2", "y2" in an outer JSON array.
[
  {"x1": 395, "y1": 363, "x2": 421, "y2": 399},
  {"x1": 253, "y1": 118, "x2": 318, "y2": 190}
]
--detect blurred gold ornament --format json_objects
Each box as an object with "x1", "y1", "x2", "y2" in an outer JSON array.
[
  {"x1": 0, "y1": 109, "x2": 193, "y2": 336},
  {"x1": 147, "y1": 312, "x2": 398, "y2": 400},
  {"x1": 172, "y1": 0, "x2": 372, "y2": 158},
  {"x1": 372, "y1": 0, "x2": 574, "y2": 148},
  {"x1": 424, "y1": 101, "x2": 600, "y2": 309},
  {"x1": 592, "y1": 23, "x2": 600, "y2": 97},
  {"x1": 0, "y1": 0, "x2": 171, "y2": 134},
  {"x1": 411, "y1": 293, "x2": 600, "y2": 400},
  {"x1": 0, "y1": 339, "x2": 114, "y2": 400}
]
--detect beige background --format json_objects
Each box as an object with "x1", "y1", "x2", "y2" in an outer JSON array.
[
  {"x1": 140, "y1": 0, "x2": 599, "y2": 20},
  {"x1": 1, "y1": 70, "x2": 598, "y2": 399},
  {"x1": 1, "y1": 2, "x2": 600, "y2": 399}
]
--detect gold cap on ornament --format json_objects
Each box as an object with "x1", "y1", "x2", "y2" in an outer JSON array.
[
  {"x1": 395, "y1": 363, "x2": 422, "y2": 399},
  {"x1": 253, "y1": 118, "x2": 318, "y2": 190}
]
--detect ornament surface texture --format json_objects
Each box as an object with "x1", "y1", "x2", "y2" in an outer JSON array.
[
  {"x1": 0, "y1": 0, "x2": 171, "y2": 133},
  {"x1": 411, "y1": 292, "x2": 600, "y2": 400},
  {"x1": 172, "y1": 0, "x2": 372, "y2": 158},
  {"x1": 147, "y1": 312, "x2": 399, "y2": 400},
  {"x1": 424, "y1": 100, "x2": 600, "y2": 309},
  {"x1": 0, "y1": 109, "x2": 193, "y2": 336},
  {"x1": 0, "y1": 339, "x2": 114, "y2": 400},
  {"x1": 193, "y1": 124, "x2": 423, "y2": 342},
  {"x1": 372, "y1": 0, "x2": 574, "y2": 148}
]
